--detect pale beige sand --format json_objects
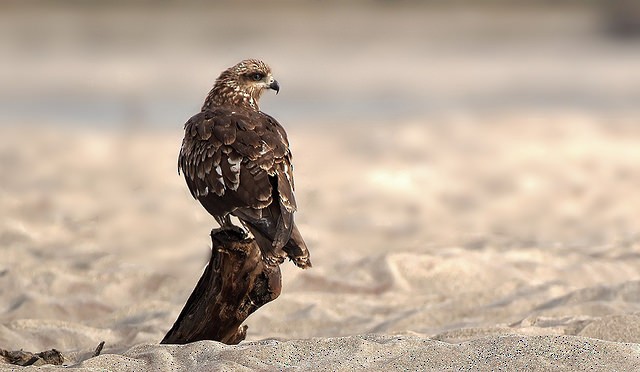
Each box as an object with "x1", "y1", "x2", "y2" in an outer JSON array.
[{"x1": 2, "y1": 114, "x2": 640, "y2": 370}]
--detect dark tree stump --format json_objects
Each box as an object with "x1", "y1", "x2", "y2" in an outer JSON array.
[{"x1": 161, "y1": 229, "x2": 282, "y2": 345}]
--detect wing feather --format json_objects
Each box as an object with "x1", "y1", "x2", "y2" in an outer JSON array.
[
  {"x1": 178, "y1": 105, "x2": 304, "y2": 260},
  {"x1": 179, "y1": 108, "x2": 296, "y2": 214}
]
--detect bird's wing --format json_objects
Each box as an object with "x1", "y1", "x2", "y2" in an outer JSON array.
[
  {"x1": 258, "y1": 112, "x2": 297, "y2": 248},
  {"x1": 260, "y1": 112, "x2": 297, "y2": 212},
  {"x1": 178, "y1": 108, "x2": 297, "y2": 229}
]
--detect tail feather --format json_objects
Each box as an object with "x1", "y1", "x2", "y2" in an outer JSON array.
[
  {"x1": 242, "y1": 218, "x2": 311, "y2": 269},
  {"x1": 284, "y1": 223, "x2": 311, "y2": 268},
  {"x1": 235, "y1": 194, "x2": 311, "y2": 269}
]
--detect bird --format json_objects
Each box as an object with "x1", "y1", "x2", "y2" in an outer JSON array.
[{"x1": 178, "y1": 59, "x2": 311, "y2": 269}]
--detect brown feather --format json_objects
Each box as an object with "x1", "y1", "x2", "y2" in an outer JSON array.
[{"x1": 178, "y1": 59, "x2": 310, "y2": 268}]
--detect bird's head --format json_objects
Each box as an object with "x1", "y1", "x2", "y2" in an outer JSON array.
[{"x1": 203, "y1": 59, "x2": 279, "y2": 111}]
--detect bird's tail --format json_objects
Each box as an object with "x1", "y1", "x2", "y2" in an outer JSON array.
[
  {"x1": 284, "y1": 222, "x2": 312, "y2": 268},
  {"x1": 244, "y1": 220, "x2": 311, "y2": 269}
]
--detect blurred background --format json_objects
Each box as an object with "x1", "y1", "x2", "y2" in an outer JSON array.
[
  {"x1": 1, "y1": 0, "x2": 639, "y2": 129},
  {"x1": 2, "y1": 0, "x2": 640, "y2": 351}
]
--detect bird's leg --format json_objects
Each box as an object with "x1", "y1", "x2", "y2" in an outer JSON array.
[
  {"x1": 214, "y1": 215, "x2": 226, "y2": 228},
  {"x1": 216, "y1": 215, "x2": 247, "y2": 239}
]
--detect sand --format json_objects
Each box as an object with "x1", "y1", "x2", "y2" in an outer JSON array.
[{"x1": 2, "y1": 114, "x2": 640, "y2": 370}]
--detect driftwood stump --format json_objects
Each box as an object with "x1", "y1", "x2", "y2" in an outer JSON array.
[
  {"x1": 0, "y1": 348, "x2": 63, "y2": 367},
  {"x1": 161, "y1": 229, "x2": 282, "y2": 345}
]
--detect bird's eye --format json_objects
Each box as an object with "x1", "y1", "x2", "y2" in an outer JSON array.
[{"x1": 250, "y1": 73, "x2": 264, "y2": 81}]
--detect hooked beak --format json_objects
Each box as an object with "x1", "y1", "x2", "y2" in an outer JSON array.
[{"x1": 269, "y1": 80, "x2": 280, "y2": 95}]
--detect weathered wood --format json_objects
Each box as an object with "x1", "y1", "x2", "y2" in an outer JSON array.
[
  {"x1": 0, "y1": 348, "x2": 64, "y2": 366},
  {"x1": 92, "y1": 341, "x2": 105, "y2": 357},
  {"x1": 161, "y1": 229, "x2": 282, "y2": 345}
]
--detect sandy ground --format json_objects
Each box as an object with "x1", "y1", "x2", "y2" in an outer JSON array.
[
  {"x1": 2, "y1": 2, "x2": 640, "y2": 370},
  {"x1": 2, "y1": 113, "x2": 640, "y2": 370}
]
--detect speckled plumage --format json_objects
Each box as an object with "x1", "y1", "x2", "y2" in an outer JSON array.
[{"x1": 178, "y1": 59, "x2": 311, "y2": 269}]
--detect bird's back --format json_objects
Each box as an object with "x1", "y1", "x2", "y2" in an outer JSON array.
[{"x1": 178, "y1": 106, "x2": 311, "y2": 268}]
